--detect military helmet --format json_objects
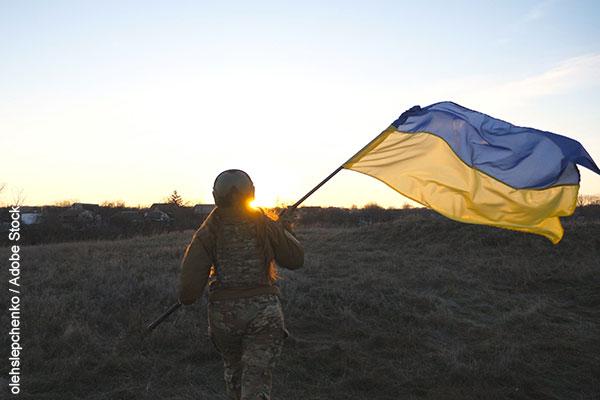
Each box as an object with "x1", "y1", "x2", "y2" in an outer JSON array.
[{"x1": 212, "y1": 169, "x2": 255, "y2": 207}]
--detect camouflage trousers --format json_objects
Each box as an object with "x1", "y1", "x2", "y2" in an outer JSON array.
[{"x1": 208, "y1": 294, "x2": 288, "y2": 400}]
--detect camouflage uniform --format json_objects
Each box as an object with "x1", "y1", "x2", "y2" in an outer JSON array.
[
  {"x1": 179, "y1": 206, "x2": 303, "y2": 400},
  {"x1": 209, "y1": 295, "x2": 288, "y2": 399}
]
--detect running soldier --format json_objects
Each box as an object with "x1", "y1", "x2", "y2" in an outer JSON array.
[{"x1": 179, "y1": 169, "x2": 304, "y2": 400}]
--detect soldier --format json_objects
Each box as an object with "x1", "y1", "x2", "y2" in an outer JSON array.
[{"x1": 179, "y1": 169, "x2": 304, "y2": 400}]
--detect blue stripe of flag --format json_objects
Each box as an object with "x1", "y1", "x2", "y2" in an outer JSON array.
[{"x1": 392, "y1": 102, "x2": 600, "y2": 190}]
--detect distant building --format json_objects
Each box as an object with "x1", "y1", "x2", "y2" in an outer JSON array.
[
  {"x1": 193, "y1": 204, "x2": 215, "y2": 215},
  {"x1": 149, "y1": 203, "x2": 178, "y2": 217},
  {"x1": 22, "y1": 213, "x2": 42, "y2": 225},
  {"x1": 59, "y1": 203, "x2": 101, "y2": 225},
  {"x1": 144, "y1": 208, "x2": 172, "y2": 223},
  {"x1": 21, "y1": 206, "x2": 42, "y2": 225}
]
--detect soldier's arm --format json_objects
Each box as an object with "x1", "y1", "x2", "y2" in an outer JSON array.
[
  {"x1": 178, "y1": 225, "x2": 214, "y2": 305},
  {"x1": 266, "y1": 219, "x2": 304, "y2": 270}
]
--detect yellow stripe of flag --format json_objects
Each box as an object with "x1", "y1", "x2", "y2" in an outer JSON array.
[{"x1": 343, "y1": 128, "x2": 578, "y2": 244}]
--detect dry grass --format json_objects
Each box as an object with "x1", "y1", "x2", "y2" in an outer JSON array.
[{"x1": 2, "y1": 213, "x2": 600, "y2": 399}]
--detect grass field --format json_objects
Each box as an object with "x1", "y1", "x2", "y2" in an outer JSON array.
[{"x1": 3, "y1": 212, "x2": 600, "y2": 399}]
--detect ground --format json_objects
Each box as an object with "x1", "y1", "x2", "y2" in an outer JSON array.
[{"x1": 4, "y1": 213, "x2": 600, "y2": 399}]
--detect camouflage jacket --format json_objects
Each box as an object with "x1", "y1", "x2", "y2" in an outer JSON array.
[{"x1": 179, "y1": 207, "x2": 304, "y2": 304}]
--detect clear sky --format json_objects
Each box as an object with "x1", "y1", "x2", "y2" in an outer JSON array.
[{"x1": 1, "y1": 0, "x2": 600, "y2": 207}]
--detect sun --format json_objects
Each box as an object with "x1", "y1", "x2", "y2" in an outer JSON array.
[{"x1": 248, "y1": 199, "x2": 259, "y2": 209}]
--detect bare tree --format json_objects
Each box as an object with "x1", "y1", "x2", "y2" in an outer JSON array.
[
  {"x1": 54, "y1": 199, "x2": 76, "y2": 207},
  {"x1": 364, "y1": 202, "x2": 383, "y2": 210},
  {"x1": 11, "y1": 188, "x2": 26, "y2": 207},
  {"x1": 0, "y1": 183, "x2": 5, "y2": 207},
  {"x1": 101, "y1": 200, "x2": 126, "y2": 208}
]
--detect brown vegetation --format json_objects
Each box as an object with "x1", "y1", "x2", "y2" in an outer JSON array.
[
  {"x1": 2, "y1": 210, "x2": 599, "y2": 399},
  {"x1": 577, "y1": 194, "x2": 600, "y2": 207}
]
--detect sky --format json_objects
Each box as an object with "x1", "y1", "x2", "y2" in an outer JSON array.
[{"x1": 1, "y1": 0, "x2": 600, "y2": 208}]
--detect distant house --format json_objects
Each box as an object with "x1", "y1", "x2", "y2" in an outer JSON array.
[
  {"x1": 72, "y1": 203, "x2": 101, "y2": 214},
  {"x1": 21, "y1": 206, "x2": 42, "y2": 225},
  {"x1": 193, "y1": 204, "x2": 215, "y2": 215},
  {"x1": 59, "y1": 203, "x2": 101, "y2": 225},
  {"x1": 149, "y1": 203, "x2": 178, "y2": 217},
  {"x1": 144, "y1": 208, "x2": 172, "y2": 223},
  {"x1": 22, "y1": 213, "x2": 42, "y2": 225}
]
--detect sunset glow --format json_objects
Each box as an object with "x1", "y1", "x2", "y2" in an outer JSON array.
[{"x1": 1, "y1": 2, "x2": 599, "y2": 208}]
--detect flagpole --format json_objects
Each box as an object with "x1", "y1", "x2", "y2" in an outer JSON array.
[{"x1": 279, "y1": 129, "x2": 388, "y2": 217}]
